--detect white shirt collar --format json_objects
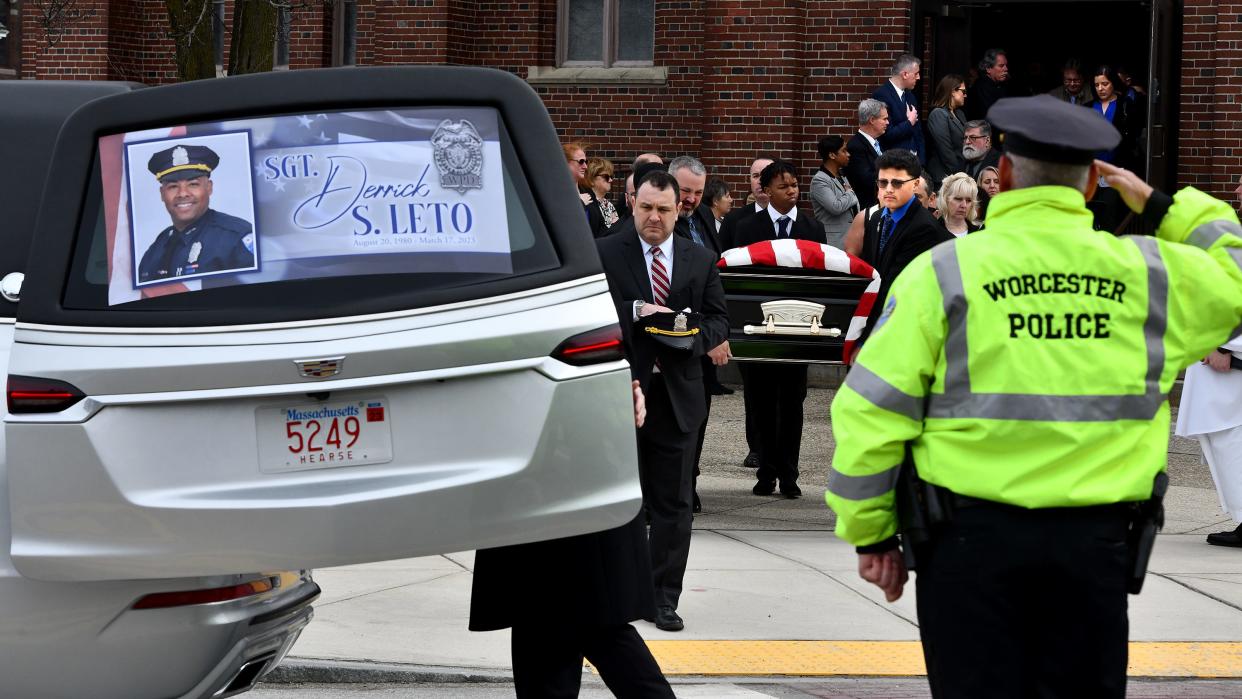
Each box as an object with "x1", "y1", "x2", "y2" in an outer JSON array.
[
  {"x1": 754, "y1": 202, "x2": 766, "y2": 213},
  {"x1": 889, "y1": 78, "x2": 905, "y2": 98},
  {"x1": 639, "y1": 233, "x2": 675, "y2": 260},
  {"x1": 858, "y1": 130, "x2": 880, "y2": 149},
  {"x1": 767, "y1": 205, "x2": 798, "y2": 225}
]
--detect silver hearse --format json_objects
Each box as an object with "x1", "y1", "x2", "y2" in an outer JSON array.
[{"x1": 2, "y1": 68, "x2": 639, "y2": 698}]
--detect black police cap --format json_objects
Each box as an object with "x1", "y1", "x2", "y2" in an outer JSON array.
[
  {"x1": 640, "y1": 310, "x2": 701, "y2": 351},
  {"x1": 988, "y1": 95, "x2": 1121, "y2": 165},
  {"x1": 147, "y1": 144, "x2": 220, "y2": 182}
]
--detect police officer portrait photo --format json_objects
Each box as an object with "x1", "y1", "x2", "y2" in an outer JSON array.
[{"x1": 126, "y1": 132, "x2": 259, "y2": 287}]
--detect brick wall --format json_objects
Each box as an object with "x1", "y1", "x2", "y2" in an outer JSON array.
[{"x1": 14, "y1": 0, "x2": 1240, "y2": 202}]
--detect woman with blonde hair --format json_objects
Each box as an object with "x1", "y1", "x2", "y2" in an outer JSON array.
[
  {"x1": 563, "y1": 142, "x2": 608, "y2": 237},
  {"x1": 937, "y1": 173, "x2": 981, "y2": 237}
]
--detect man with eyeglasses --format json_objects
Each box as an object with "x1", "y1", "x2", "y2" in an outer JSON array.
[
  {"x1": 858, "y1": 150, "x2": 952, "y2": 346},
  {"x1": 963, "y1": 120, "x2": 1002, "y2": 180},
  {"x1": 1049, "y1": 59, "x2": 1092, "y2": 106}
]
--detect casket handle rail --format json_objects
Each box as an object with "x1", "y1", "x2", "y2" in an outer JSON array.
[{"x1": 743, "y1": 300, "x2": 842, "y2": 338}]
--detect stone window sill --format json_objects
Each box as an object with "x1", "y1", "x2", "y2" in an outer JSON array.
[{"x1": 525, "y1": 66, "x2": 667, "y2": 86}]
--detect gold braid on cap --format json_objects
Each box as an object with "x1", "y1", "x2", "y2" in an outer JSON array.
[
  {"x1": 154, "y1": 163, "x2": 213, "y2": 180},
  {"x1": 644, "y1": 327, "x2": 699, "y2": 337}
]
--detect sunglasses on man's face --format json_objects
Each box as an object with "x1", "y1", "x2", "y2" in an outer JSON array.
[
  {"x1": 877, "y1": 177, "x2": 917, "y2": 190},
  {"x1": 572, "y1": 158, "x2": 588, "y2": 166}
]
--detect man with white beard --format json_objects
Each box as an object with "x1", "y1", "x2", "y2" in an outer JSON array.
[
  {"x1": 963, "y1": 120, "x2": 1001, "y2": 180},
  {"x1": 1176, "y1": 333, "x2": 1242, "y2": 547}
]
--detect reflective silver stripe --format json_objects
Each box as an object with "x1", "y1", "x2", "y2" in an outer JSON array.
[
  {"x1": 932, "y1": 244, "x2": 970, "y2": 393},
  {"x1": 1229, "y1": 247, "x2": 1242, "y2": 273},
  {"x1": 827, "y1": 464, "x2": 901, "y2": 501},
  {"x1": 925, "y1": 235, "x2": 1169, "y2": 422},
  {"x1": 1186, "y1": 219, "x2": 1240, "y2": 250},
  {"x1": 1130, "y1": 236, "x2": 1168, "y2": 393},
  {"x1": 845, "y1": 362, "x2": 924, "y2": 422},
  {"x1": 927, "y1": 391, "x2": 1160, "y2": 421}
]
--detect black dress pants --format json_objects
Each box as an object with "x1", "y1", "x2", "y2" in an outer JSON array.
[
  {"x1": 638, "y1": 374, "x2": 697, "y2": 610},
  {"x1": 510, "y1": 622, "x2": 674, "y2": 698},
  {"x1": 740, "y1": 364, "x2": 762, "y2": 458},
  {"x1": 743, "y1": 364, "x2": 807, "y2": 487},
  {"x1": 915, "y1": 503, "x2": 1132, "y2": 699}
]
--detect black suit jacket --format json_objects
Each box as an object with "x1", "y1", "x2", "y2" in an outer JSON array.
[
  {"x1": 732, "y1": 207, "x2": 828, "y2": 248},
  {"x1": 719, "y1": 203, "x2": 766, "y2": 251},
  {"x1": 872, "y1": 81, "x2": 925, "y2": 161},
  {"x1": 967, "y1": 75, "x2": 1006, "y2": 123},
  {"x1": 597, "y1": 231, "x2": 729, "y2": 434},
  {"x1": 844, "y1": 133, "x2": 881, "y2": 212},
  {"x1": 859, "y1": 202, "x2": 954, "y2": 340},
  {"x1": 674, "y1": 203, "x2": 722, "y2": 256}
]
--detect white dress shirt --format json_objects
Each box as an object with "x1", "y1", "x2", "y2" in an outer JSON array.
[
  {"x1": 858, "y1": 130, "x2": 882, "y2": 155},
  {"x1": 767, "y1": 205, "x2": 799, "y2": 237},
  {"x1": 632, "y1": 233, "x2": 675, "y2": 319}
]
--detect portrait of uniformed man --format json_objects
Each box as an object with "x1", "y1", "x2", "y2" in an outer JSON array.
[{"x1": 137, "y1": 144, "x2": 257, "y2": 284}]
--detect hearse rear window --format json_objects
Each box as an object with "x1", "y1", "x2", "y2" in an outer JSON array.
[{"x1": 63, "y1": 107, "x2": 557, "y2": 316}]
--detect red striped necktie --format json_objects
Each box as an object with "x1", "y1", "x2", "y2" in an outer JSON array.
[{"x1": 650, "y1": 246, "x2": 669, "y2": 306}]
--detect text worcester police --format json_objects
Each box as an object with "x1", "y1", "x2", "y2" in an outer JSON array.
[
  {"x1": 983, "y1": 272, "x2": 1125, "y2": 339},
  {"x1": 265, "y1": 153, "x2": 477, "y2": 243}
]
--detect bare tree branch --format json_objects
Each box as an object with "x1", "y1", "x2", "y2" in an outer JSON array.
[{"x1": 30, "y1": 0, "x2": 98, "y2": 51}]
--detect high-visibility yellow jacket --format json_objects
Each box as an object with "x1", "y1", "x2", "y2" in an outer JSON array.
[{"x1": 826, "y1": 185, "x2": 1242, "y2": 547}]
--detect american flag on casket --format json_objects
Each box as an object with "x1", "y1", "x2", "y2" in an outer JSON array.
[{"x1": 716, "y1": 239, "x2": 881, "y2": 365}]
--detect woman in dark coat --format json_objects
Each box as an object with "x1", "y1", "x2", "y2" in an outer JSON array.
[
  {"x1": 470, "y1": 382, "x2": 674, "y2": 699},
  {"x1": 925, "y1": 74, "x2": 969, "y2": 187},
  {"x1": 1088, "y1": 65, "x2": 1146, "y2": 231}
]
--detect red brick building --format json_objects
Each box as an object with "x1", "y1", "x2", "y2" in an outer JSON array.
[{"x1": 2, "y1": 0, "x2": 1228, "y2": 200}]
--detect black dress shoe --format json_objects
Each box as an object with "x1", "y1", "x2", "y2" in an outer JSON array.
[
  {"x1": 752, "y1": 480, "x2": 776, "y2": 496},
  {"x1": 780, "y1": 482, "x2": 802, "y2": 499},
  {"x1": 654, "y1": 606, "x2": 684, "y2": 632},
  {"x1": 743, "y1": 451, "x2": 761, "y2": 469},
  {"x1": 709, "y1": 383, "x2": 735, "y2": 396},
  {"x1": 1207, "y1": 524, "x2": 1242, "y2": 548}
]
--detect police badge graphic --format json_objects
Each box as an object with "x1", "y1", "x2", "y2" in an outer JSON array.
[{"x1": 431, "y1": 119, "x2": 484, "y2": 194}]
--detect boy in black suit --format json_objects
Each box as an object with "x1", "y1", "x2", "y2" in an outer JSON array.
[
  {"x1": 596, "y1": 170, "x2": 730, "y2": 633},
  {"x1": 734, "y1": 161, "x2": 827, "y2": 499}
]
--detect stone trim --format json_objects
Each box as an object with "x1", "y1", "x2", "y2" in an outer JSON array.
[{"x1": 525, "y1": 65, "x2": 667, "y2": 86}]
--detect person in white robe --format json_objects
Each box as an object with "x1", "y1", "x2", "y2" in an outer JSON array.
[{"x1": 1176, "y1": 333, "x2": 1242, "y2": 547}]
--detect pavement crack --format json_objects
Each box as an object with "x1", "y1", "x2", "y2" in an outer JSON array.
[
  {"x1": 315, "y1": 570, "x2": 464, "y2": 607},
  {"x1": 1153, "y1": 572, "x2": 1242, "y2": 614}
]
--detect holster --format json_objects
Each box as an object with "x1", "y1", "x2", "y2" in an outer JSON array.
[
  {"x1": 1126, "y1": 471, "x2": 1168, "y2": 595},
  {"x1": 895, "y1": 446, "x2": 955, "y2": 571}
]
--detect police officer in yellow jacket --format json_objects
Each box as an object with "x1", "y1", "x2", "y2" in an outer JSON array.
[{"x1": 826, "y1": 95, "x2": 1242, "y2": 698}]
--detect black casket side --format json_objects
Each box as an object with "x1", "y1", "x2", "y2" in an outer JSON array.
[{"x1": 720, "y1": 265, "x2": 872, "y2": 364}]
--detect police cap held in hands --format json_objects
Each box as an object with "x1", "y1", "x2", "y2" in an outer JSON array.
[{"x1": 988, "y1": 94, "x2": 1121, "y2": 164}]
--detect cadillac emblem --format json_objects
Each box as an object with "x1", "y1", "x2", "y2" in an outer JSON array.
[
  {"x1": 295, "y1": 356, "x2": 345, "y2": 379},
  {"x1": 430, "y1": 118, "x2": 484, "y2": 194}
]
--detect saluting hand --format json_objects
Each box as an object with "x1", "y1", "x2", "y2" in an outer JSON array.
[
  {"x1": 1095, "y1": 161, "x2": 1153, "y2": 214},
  {"x1": 858, "y1": 549, "x2": 908, "y2": 602}
]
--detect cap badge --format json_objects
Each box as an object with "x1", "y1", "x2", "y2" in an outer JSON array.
[
  {"x1": 674, "y1": 313, "x2": 688, "y2": 333},
  {"x1": 172, "y1": 146, "x2": 190, "y2": 168}
]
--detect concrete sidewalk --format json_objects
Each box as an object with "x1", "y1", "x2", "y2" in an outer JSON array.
[{"x1": 277, "y1": 389, "x2": 1242, "y2": 681}]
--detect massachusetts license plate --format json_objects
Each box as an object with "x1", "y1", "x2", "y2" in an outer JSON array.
[{"x1": 257, "y1": 398, "x2": 394, "y2": 473}]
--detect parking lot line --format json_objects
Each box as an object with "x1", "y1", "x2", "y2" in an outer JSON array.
[{"x1": 588, "y1": 641, "x2": 1242, "y2": 677}]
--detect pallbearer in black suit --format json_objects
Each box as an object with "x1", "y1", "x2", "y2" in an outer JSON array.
[
  {"x1": 733, "y1": 161, "x2": 827, "y2": 499},
  {"x1": 718, "y1": 156, "x2": 773, "y2": 472},
  {"x1": 669, "y1": 156, "x2": 731, "y2": 513},
  {"x1": 596, "y1": 171, "x2": 730, "y2": 633}
]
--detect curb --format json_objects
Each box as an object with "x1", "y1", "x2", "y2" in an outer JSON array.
[{"x1": 264, "y1": 658, "x2": 514, "y2": 684}]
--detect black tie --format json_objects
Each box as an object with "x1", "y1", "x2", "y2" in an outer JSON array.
[
  {"x1": 879, "y1": 215, "x2": 896, "y2": 255},
  {"x1": 777, "y1": 216, "x2": 791, "y2": 239}
]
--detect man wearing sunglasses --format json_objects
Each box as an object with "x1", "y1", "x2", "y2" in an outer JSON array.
[{"x1": 858, "y1": 150, "x2": 953, "y2": 345}]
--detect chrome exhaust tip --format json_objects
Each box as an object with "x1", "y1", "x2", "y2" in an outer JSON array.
[{"x1": 214, "y1": 653, "x2": 275, "y2": 698}]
